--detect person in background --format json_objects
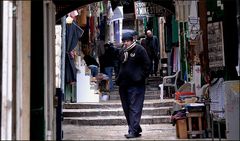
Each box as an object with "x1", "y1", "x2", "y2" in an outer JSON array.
[
  {"x1": 83, "y1": 53, "x2": 99, "y2": 77},
  {"x1": 116, "y1": 32, "x2": 151, "y2": 139},
  {"x1": 139, "y1": 34, "x2": 151, "y2": 85},
  {"x1": 101, "y1": 43, "x2": 116, "y2": 92},
  {"x1": 145, "y1": 29, "x2": 160, "y2": 76},
  {"x1": 132, "y1": 31, "x2": 139, "y2": 43},
  {"x1": 113, "y1": 47, "x2": 121, "y2": 78}
]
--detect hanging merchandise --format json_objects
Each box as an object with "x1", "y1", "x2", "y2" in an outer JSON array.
[
  {"x1": 106, "y1": 1, "x2": 114, "y2": 42},
  {"x1": 114, "y1": 21, "x2": 120, "y2": 44},
  {"x1": 65, "y1": 21, "x2": 84, "y2": 84},
  {"x1": 172, "y1": 15, "x2": 179, "y2": 45},
  {"x1": 107, "y1": 1, "x2": 114, "y2": 24},
  {"x1": 89, "y1": 2, "x2": 101, "y2": 42},
  {"x1": 143, "y1": 17, "x2": 147, "y2": 31},
  {"x1": 165, "y1": 15, "x2": 173, "y2": 53},
  {"x1": 174, "y1": 0, "x2": 191, "y2": 22},
  {"x1": 179, "y1": 22, "x2": 189, "y2": 81},
  {"x1": 102, "y1": 0, "x2": 109, "y2": 16},
  {"x1": 77, "y1": 6, "x2": 87, "y2": 27},
  {"x1": 173, "y1": 47, "x2": 180, "y2": 73},
  {"x1": 188, "y1": 0, "x2": 200, "y2": 41},
  {"x1": 95, "y1": 2, "x2": 101, "y2": 40},
  {"x1": 100, "y1": 1, "x2": 104, "y2": 14},
  {"x1": 110, "y1": 6, "x2": 123, "y2": 22},
  {"x1": 80, "y1": 16, "x2": 90, "y2": 44},
  {"x1": 98, "y1": 14, "x2": 106, "y2": 41},
  {"x1": 159, "y1": 17, "x2": 167, "y2": 59},
  {"x1": 90, "y1": 16, "x2": 95, "y2": 42},
  {"x1": 68, "y1": 10, "x2": 78, "y2": 20},
  {"x1": 111, "y1": 6, "x2": 124, "y2": 44},
  {"x1": 153, "y1": 16, "x2": 158, "y2": 37}
]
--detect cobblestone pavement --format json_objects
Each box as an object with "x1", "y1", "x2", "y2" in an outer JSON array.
[{"x1": 63, "y1": 124, "x2": 177, "y2": 140}]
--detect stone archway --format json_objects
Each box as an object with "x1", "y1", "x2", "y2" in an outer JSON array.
[{"x1": 53, "y1": 0, "x2": 175, "y2": 21}]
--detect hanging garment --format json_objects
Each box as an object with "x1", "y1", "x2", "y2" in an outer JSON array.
[
  {"x1": 172, "y1": 15, "x2": 179, "y2": 44},
  {"x1": 77, "y1": 6, "x2": 87, "y2": 27},
  {"x1": 65, "y1": 21, "x2": 84, "y2": 84}
]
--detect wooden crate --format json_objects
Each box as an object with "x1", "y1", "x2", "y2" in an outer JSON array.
[{"x1": 176, "y1": 119, "x2": 188, "y2": 139}]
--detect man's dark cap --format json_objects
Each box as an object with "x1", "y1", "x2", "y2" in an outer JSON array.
[{"x1": 122, "y1": 32, "x2": 133, "y2": 41}]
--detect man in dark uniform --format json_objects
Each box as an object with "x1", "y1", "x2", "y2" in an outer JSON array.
[{"x1": 116, "y1": 32, "x2": 151, "y2": 138}]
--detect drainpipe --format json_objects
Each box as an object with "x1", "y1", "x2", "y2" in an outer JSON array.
[{"x1": 1, "y1": 1, "x2": 13, "y2": 140}]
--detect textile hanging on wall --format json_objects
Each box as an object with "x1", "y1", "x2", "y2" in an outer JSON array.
[
  {"x1": 77, "y1": 6, "x2": 87, "y2": 27},
  {"x1": 90, "y1": 2, "x2": 100, "y2": 41},
  {"x1": 80, "y1": 17, "x2": 90, "y2": 44},
  {"x1": 153, "y1": 16, "x2": 159, "y2": 37},
  {"x1": 179, "y1": 22, "x2": 189, "y2": 81},
  {"x1": 114, "y1": 20, "x2": 120, "y2": 44},
  {"x1": 173, "y1": 47, "x2": 180, "y2": 73},
  {"x1": 174, "y1": 0, "x2": 191, "y2": 22},
  {"x1": 172, "y1": 15, "x2": 179, "y2": 44},
  {"x1": 165, "y1": 15, "x2": 173, "y2": 52},
  {"x1": 159, "y1": 17, "x2": 167, "y2": 59},
  {"x1": 65, "y1": 21, "x2": 84, "y2": 84},
  {"x1": 90, "y1": 16, "x2": 95, "y2": 42},
  {"x1": 98, "y1": 15, "x2": 106, "y2": 41},
  {"x1": 110, "y1": 6, "x2": 123, "y2": 22}
]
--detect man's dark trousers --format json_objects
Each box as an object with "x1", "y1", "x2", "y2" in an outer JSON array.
[
  {"x1": 119, "y1": 85, "x2": 145, "y2": 135},
  {"x1": 153, "y1": 55, "x2": 159, "y2": 75}
]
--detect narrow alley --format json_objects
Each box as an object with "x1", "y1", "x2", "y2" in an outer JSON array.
[
  {"x1": 62, "y1": 76, "x2": 178, "y2": 140},
  {"x1": 0, "y1": 0, "x2": 239, "y2": 140}
]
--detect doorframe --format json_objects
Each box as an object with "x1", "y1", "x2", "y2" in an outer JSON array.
[
  {"x1": 1, "y1": 1, "x2": 13, "y2": 140},
  {"x1": 43, "y1": 1, "x2": 56, "y2": 140}
]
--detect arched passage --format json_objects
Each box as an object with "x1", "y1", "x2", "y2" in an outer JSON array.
[{"x1": 53, "y1": 0, "x2": 175, "y2": 21}]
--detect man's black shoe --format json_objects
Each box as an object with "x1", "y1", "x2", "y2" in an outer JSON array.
[
  {"x1": 137, "y1": 127, "x2": 142, "y2": 133},
  {"x1": 124, "y1": 133, "x2": 141, "y2": 139}
]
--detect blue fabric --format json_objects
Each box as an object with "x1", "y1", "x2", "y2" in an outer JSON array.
[
  {"x1": 88, "y1": 65, "x2": 99, "y2": 77},
  {"x1": 104, "y1": 67, "x2": 114, "y2": 91},
  {"x1": 65, "y1": 21, "x2": 84, "y2": 84}
]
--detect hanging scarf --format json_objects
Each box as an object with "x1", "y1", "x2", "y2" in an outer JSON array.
[{"x1": 122, "y1": 41, "x2": 136, "y2": 63}]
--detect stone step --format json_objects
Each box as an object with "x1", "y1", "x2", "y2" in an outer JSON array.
[
  {"x1": 112, "y1": 85, "x2": 160, "y2": 91},
  {"x1": 109, "y1": 93, "x2": 160, "y2": 100},
  {"x1": 63, "y1": 106, "x2": 172, "y2": 117},
  {"x1": 63, "y1": 99, "x2": 174, "y2": 109},
  {"x1": 63, "y1": 115, "x2": 171, "y2": 125},
  {"x1": 110, "y1": 90, "x2": 160, "y2": 95}
]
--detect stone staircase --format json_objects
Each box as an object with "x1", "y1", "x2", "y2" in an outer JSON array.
[{"x1": 63, "y1": 76, "x2": 174, "y2": 126}]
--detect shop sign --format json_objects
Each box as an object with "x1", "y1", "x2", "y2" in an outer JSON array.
[{"x1": 134, "y1": 2, "x2": 172, "y2": 19}]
